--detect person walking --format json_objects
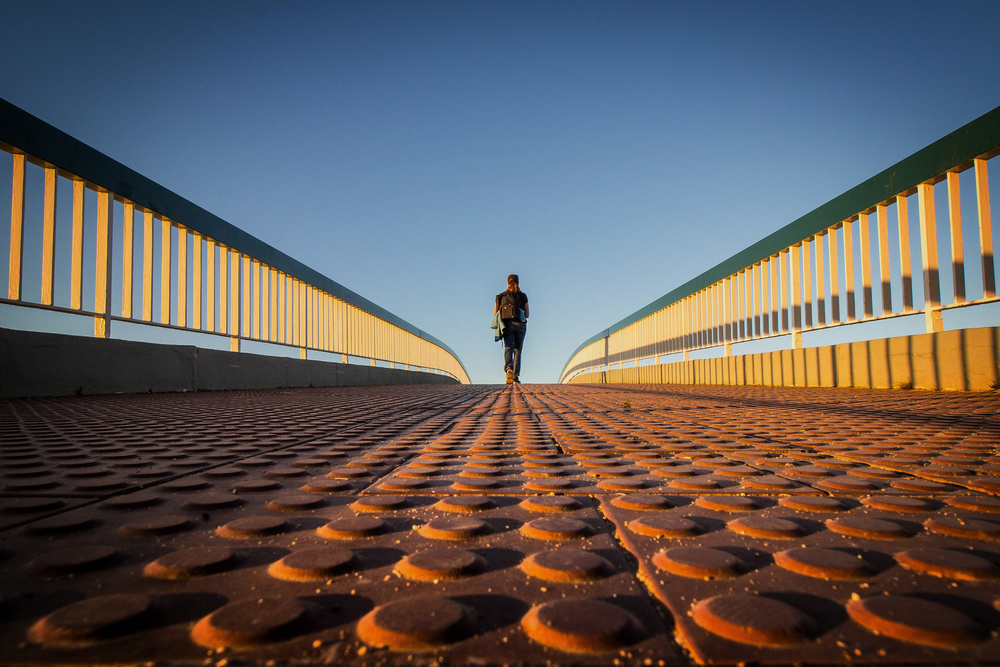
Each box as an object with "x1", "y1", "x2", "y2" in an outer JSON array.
[{"x1": 494, "y1": 274, "x2": 529, "y2": 384}]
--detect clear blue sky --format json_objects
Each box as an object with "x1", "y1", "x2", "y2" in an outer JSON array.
[{"x1": 2, "y1": 1, "x2": 998, "y2": 384}]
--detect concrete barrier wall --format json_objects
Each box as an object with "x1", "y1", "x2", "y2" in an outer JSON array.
[
  {"x1": 0, "y1": 328, "x2": 458, "y2": 398},
  {"x1": 568, "y1": 326, "x2": 1000, "y2": 392}
]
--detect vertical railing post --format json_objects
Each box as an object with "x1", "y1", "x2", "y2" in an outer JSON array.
[
  {"x1": 260, "y1": 262, "x2": 269, "y2": 341},
  {"x1": 251, "y1": 259, "x2": 261, "y2": 340},
  {"x1": 685, "y1": 294, "x2": 693, "y2": 351},
  {"x1": 976, "y1": 158, "x2": 996, "y2": 298},
  {"x1": 720, "y1": 279, "x2": 729, "y2": 346},
  {"x1": 327, "y1": 294, "x2": 334, "y2": 352},
  {"x1": 692, "y1": 292, "x2": 701, "y2": 350},
  {"x1": 663, "y1": 306, "x2": 671, "y2": 356},
  {"x1": 704, "y1": 285, "x2": 713, "y2": 347},
  {"x1": 93, "y1": 191, "x2": 113, "y2": 338},
  {"x1": 759, "y1": 259, "x2": 768, "y2": 335},
  {"x1": 859, "y1": 212, "x2": 874, "y2": 318},
  {"x1": 40, "y1": 167, "x2": 57, "y2": 305},
  {"x1": 790, "y1": 244, "x2": 802, "y2": 344},
  {"x1": 779, "y1": 249, "x2": 790, "y2": 333},
  {"x1": 298, "y1": 280, "x2": 307, "y2": 358},
  {"x1": 371, "y1": 311, "x2": 377, "y2": 367},
  {"x1": 341, "y1": 298, "x2": 349, "y2": 363},
  {"x1": 192, "y1": 233, "x2": 202, "y2": 330},
  {"x1": 702, "y1": 286, "x2": 711, "y2": 347},
  {"x1": 8, "y1": 153, "x2": 25, "y2": 301},
  {"x1": 142, "y1": 211, "x2": 154, "y2": 321},
  {"x1": 843, "y1": 218, "x2": 856, "y2": 321},
  {"x1": 726, "y1": 277, "x2": 734, "y2": 345},
  {"x1": 287, "y1": 275, "x2": 294, "y2": 345},
  {"x1": 270, "y1": 269, "x2": 279, "y2": 342},
  {"x1": 177, "y1": 227, "x2": 188, "y2": 327},
  {"x1": 121, "y1": 202, "x2": 134, "y2": 319},
  {"x1": 815, "y1": 232, "x2": 826, "y2": 326},
  {"x1": 160, "y1": 220, "x2": 172, "y2": 324},
  {"x1": 947, "y1": 171, "x2": 966, "y2": 304},
  {"x1": 277, "y1": 272, "x2": 286, "y2": 344},
  {"x1": 730, "y1": 272, "x2": 739, "y2": 342},
  {"x1": 918, "y1": 182, "x2": 943, "y2": 333},
  {"x1": 688, "y1": 294, "x2": 696, "y2": 350},
  {"x1": 803, "y1": 238, "x2": 813, "y2": 329},
  {"x1": 876, "y1": 204, "x2": 893, "y2": 315},
  {"x1": 272, "y1": 269, "x2": 281, "y2": 342},
  {"x1": 714, "y1": 283, "x2": 722, "y2": 345},
  {"x1": 242, "y1": 255, "x2": 252, "y2": 341},
  {"x1": 679, "y1": 296, "x2": 694, "y2": 354},
  {"x1": 897, "y1": 194, "x2": 914, "y2": 311},
  {"x1": 70, "y1": 179, "x2": 85, "y2": 310},
  {"x1": 735, "y1": 271, "x2": 745, "y2": 341},
  {"x1": 728, "y1": 275, "x2": 737, "y2": 345},
  {"x1": 219, "y1": 246, "x2": 229, "y2": 335},
  {"x1": 206, "y1": 239, "x2": 216, "y2": 331},
  {"x1": 230, "y1": 250, "x2": 240, "y2": 351},
  {"x1": 701, "y1": 289, "x2": 708, "y2": 346},
  {"x1": 307, "y1": 286, "x2": 314, "y2": 352},
  {"x1": 313, "y1": 288, "x2": 321, "y2": 353},
  {"x1": 712, "y1": 283, "x2": 720, "y2": 346},
  {"x1": 704, "y1": 287, "x2": 712, "y2": 348},
  {"x1": 292, "y1": 276, "x2": 299, "y2": 347},
  {"x1": 829, "y1": 225, "x2": 841, "y2": 324},
  {"x1": 769, "y1": 255, "x2": 780, "y2": 333}
]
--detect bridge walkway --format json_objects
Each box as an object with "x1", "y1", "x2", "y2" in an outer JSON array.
[{"x1": 2, "y1": 383, "x2": 1000, "y2": 665}]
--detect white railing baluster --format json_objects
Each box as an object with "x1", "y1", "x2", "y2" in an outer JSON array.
[
  {"x1": 918, "y1": 182, "x2": 943, "y2": 332},
  {"x1": 143, "y1": 211, "x2": 154, "y2": 321},
  {"x1": 40, "y1": 167, "x2": 57, "y2": 305},
  {"x1": 206, "y1": 239, "x2": 215, "y2": 331},
  {"x1": 94, "y1": 191, "x2": 113, "y2": 337},
  {"x1": 877, "y1": 204, "x2": 892, "y2": 315},
  {"x1": 70, "y1": 179, "x2": 85, "y2": 310},
  {"x1": 859, "y1": 212, "x2": 874, "y2": 318},
  {"x1": 948, "y1": 171, "x2": 966, "y2": 304},
  {"x1": 177, "y1": 227, "x2": 187, "y2": 328},
  {"x1": 977, "y1": 158, "x2": 996, "y2": 298},
  {"x1": 121, "y1": 201, "x2": 134, "y2": 318},
  {"x1": 815, "y1": 232, "x2": 827, "y2": 326},
  {"x1": 897, "y1": 194, "x2": 914, "y2": 311},
  {"x1": 844, "y1": 218, "x2": 856, "y2": 321},
  {"x1": 192, "y1": 232, "x2": 202, "y2": 330},
  {"x1": 8, "y1": 153, "x2": 25, "y2": 301}
]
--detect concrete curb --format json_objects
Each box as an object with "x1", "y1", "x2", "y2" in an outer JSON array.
[{"x1": 0, "y1": 327, "x2": 457, "y2": 398}]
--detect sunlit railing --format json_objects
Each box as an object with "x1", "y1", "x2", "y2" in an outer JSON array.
[
  {"x1": 1, "y1": 98, "x2": 469, "y2": 384},
  {"x1": 561, "y1": 105, "x2": 1000, "y2": 384}
]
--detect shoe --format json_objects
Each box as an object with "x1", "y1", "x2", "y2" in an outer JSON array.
[
  {"x1": 514, "y1": 376, "x2": 520, "y2": 383},
  {"x1": 505, "y1": 368, "x2": 514, "y2": 384}
]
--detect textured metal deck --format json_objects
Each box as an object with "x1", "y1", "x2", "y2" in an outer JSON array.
[{"x1": 2, "y1": 383, "x2": 1000, "y2": 666}]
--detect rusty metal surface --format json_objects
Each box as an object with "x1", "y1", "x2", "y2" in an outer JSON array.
[{"x1": 1, "y1": 383, "x2": 1000, "y2": 665}]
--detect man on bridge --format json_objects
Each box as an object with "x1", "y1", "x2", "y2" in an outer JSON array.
[{"x1": 494, "y1": 274, "x2": 529, "y2": 384}]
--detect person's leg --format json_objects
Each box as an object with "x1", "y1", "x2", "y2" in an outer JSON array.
[
  {"x1": 502, "y1": 325, "x2": 516, "y2": 381},
  {"x1": 512, "y1": 324, "x2": 526, "y2": 378}
]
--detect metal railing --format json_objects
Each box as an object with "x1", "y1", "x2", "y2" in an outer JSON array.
[
  {"x1": 561, "y1": 105, "x2": 1000, "y2": 384},
  {"x1": 1, "y1": 98, "x2": 469, "y2": 384}
]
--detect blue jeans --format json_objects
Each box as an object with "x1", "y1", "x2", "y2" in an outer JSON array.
[{"x1": 502, "y1": 320, "x2": 526, "y2": 377}]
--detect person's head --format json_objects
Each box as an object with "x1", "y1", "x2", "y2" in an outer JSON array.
[{"x1": 507, "y1": 274, "x2": 519, "y2": 291}]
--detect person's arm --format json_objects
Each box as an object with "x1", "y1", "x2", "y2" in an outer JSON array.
[
  {"x1": 524, "y1": 303, "x2": 529, "y2": 319},
  {"x1": 493, "y1": 295, "x2": 499, "y2": 315}
]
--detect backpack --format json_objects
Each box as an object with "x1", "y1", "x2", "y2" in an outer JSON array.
[{"x1": 498, "y1": 291, "x2": 521, "y2": 320}]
